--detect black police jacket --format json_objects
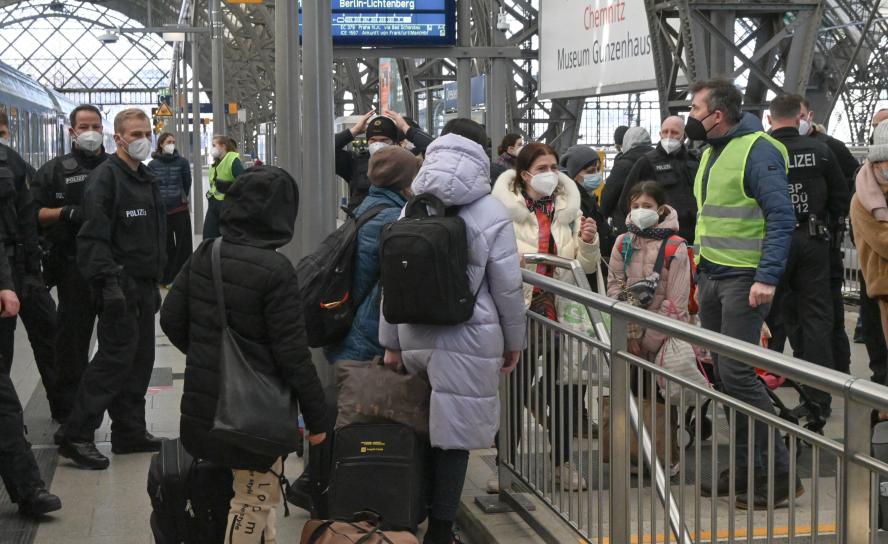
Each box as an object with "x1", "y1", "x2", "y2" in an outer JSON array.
[
  {"x1": 31, "y1": 147, "x2": 108, "y2": 255},
  {"x1": 77, "y1": 154, "x2": 166, "y2": 283},
  {"x1": 617, "y1": 144, "x2": 700, "y2": 243},
  {"x1": 811, "y1": 128, "x2": 860, "y2": 193},
  {"x1": 770, "y1": 127, "x2": 850, "y2": 224},
  {"x1": 600, "y1": 144, "x2": 654, "y2": 229},
  {"x1": 0, "y1": 144, "x2": 41, "y2": 275}
]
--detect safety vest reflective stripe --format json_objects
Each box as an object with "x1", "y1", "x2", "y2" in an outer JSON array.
[
  {"x1": 699, "y1": 235, "x2": 764, "y2": 251},
  {"x1": 700, "y1": 204, "x2": 764, "y2": 220},
  {"x1": 207, "y1": 151, "x2": 239, "y2": 201}
]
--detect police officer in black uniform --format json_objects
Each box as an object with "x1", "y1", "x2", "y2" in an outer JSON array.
[
  {"x1": 766, "y1": 94, "x2": 850, "y2": 420},
  {"x1": 799, "y1": 99, "x2": 859, "y2": 376},
  {"x1": 335, "y1": 109, "x2": 433, "y2": 210},
  {"x1": 0, "y1": 254, "x2": 61, "y2": 516},
  {"x1": 56, "y1": 108, "x2": 165, "y2": 470},
  {"x1": 31, "y1": 105, "x2": 108, "y2": 422},
  {"x1": 0, "y1": 113, "x2": 60, "y2": 417},
  {"x1": 617, "y1": 115, "x2": 700, "y2": 243}
]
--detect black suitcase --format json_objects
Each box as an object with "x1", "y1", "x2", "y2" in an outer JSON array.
[
  {"x1": 327, "y1": 424, "x2": 428, "y2": 531},
  {"x1": 147, "y1": 438, "x2": 234, "y2": 544}
]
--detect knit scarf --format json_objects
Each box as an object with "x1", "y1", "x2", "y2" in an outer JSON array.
[
  {"x1": 524, "y1": 192, "x2": 557, "y2": 320},
  {"x1": 856, "y1": 160, "x2": 888, "y2": 221}
]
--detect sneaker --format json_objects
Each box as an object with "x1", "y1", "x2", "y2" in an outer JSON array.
[
  {"x1": 555, "y1": 462, "x2": 587, "y2": 491},
  {"x1": 18, "y1": 489, "x2": 61, "y2": 517},
  {"x1": 486, "y1": 477, "x2": 500, "y2": 494},
  {"x1": 736, "y1": 475, "x2": 805, "y2": 510},
  {"x1": 58, "y1": 439, "x2": 110, "y2": 470}
]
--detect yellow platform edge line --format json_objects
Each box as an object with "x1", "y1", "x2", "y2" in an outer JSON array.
[{"x1": 594, "y1": 523, "x2": 837, "y2": 543}]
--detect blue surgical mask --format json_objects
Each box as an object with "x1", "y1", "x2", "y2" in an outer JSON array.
[{"x1": 582, "y1": 173, "x2": 602, "y2": 191}]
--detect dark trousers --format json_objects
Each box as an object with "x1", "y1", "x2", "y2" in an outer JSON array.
[
  {"x1": 0, "y1": 265, "x2": 60, "y2": 414},
  {"x1": 829, "y1": 246, "x2": 852, "y2": 374},
  {"x1": 764, "y1": 231, "x2": 834, "y2": 407},
  {"x1": 509, "y1": 341, "x2": 573, "y2": 466},
  {"x1": 53, "y1": 261, "x2": 98, "y2": 418},
  {"x1": 860, "y1": 275, "x2": 888, "y2": 385},
  {"x1": 162, "y1": 210, "x2": 193, "y2": 285},
  {"x1": 202, "y1": 198, "x2": 222, "y2": 240},
  {"x1": 698, "y1": 274, "x2": 790, "y2": 474},
  {"x1": 0, "y1": 371, "x2": 44, "y2": 502},
  {"x1": 429, "y1": 448, "x2": 468, "y2": 522},
  {"x1": 62, "y1": 278, "x2": 157, "y2": 443}
]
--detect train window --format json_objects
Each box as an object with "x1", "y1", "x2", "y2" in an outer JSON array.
[
  {"x1": 32, "y1": 112, "x2": 41, "y2": 166},
  {"x1": 21, "y1": 111, "x2": 29, "y2": 164},
  {"x1": 8, "y1": 107, "x2": 17, "y2": 150}
]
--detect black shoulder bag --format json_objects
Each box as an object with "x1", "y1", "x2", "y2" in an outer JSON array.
[{"x1": 209, "y1": 238, "x2": 301, "y2": 457}]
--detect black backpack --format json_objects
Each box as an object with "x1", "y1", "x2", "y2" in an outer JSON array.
[
  {"x1": 379, "y1": 194, "x2": 477, "y2": 325},
  {"x1": 297, "y1": 204, "x2": 393, "y2": 348}
]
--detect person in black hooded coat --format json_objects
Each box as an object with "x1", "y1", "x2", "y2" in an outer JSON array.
[{"x1": 160, "y1": 166, "x2": 327, "y2": 543}]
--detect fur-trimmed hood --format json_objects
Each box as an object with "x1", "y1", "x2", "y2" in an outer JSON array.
[{"x1": 491, "y1": 168, "x2": 582, "y2": 227}]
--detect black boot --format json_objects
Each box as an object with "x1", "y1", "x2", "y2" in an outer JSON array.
[
  {"x1": 18, "y1": 489, "x2": 61, "y2": 517},
  {"x1": 58, "y1": 439, "x2": 109, "y2": 470},
  {"x1": 424, "y1": 517, "x2": 454, "y2": 544},
  {"x1": 111, "y1": 431, "x2": 163, "y2": 454}
]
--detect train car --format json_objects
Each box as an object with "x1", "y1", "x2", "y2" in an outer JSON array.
[
  {"x1": 0, "y1": 60, "x2": 115, "y2": 170},
  {"x1": 0, "y1": 61, "x2": 69, "y2": 168}
]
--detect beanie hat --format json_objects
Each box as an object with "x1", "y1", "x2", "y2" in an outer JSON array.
[
  {"x1": 622, "y1": 126, "x2": 652, "y2": 153},
  {"x1": 868, "y1": 119, "x2": 888, "y2": 162},
  {"x1": 368, "y1": 145, "x2": 419, "y2": 190},
  {"x1": 561, "y1": 145, "x2": 601, "y2": 179},
  {"x1": 614, "y1": 125, "x2": 629, "y2": 146},
  {"x1": 365, "y1": 116, "x2": 399, "y2": 142}
]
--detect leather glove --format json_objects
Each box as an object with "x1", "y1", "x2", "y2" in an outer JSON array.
[
  {"x1": 59, "y1": 205, "x2": 84, "y2": 225},
  {"x1": 19, "y1": 274, "x2": 45, "y2": 301},
  {"x1": 98, "y1": 277, "x2": 127, "y2": 317}
]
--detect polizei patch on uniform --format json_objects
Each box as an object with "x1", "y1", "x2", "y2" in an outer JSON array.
[
  {"x1": 64, "y1": 175, "x2": 87, "y2": 184},
  {"x1": 125, "y1": 209, "x2": 148, "y2": 218},
  {"x1": 655, "y1": 163, "x2": 673, "y2": 171}
]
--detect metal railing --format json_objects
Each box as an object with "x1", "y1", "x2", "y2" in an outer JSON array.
[{"x1": 495, "y1": 255, "x2": 888, "y2": 543}]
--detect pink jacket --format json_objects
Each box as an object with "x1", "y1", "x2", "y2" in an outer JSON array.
[{"x1": 606, "y1": 206, "x2": 691, "y2": 356}]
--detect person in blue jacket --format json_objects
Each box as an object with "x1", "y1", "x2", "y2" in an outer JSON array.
[
  {"x1": 325, "y1": 144, "x2": 418, "y2": 364},
  {"x1": 149, "y1": 132, "x2": 192, "y2": 285},
  {"x1": 685, "y1": 79, "x2": 799, "y2": 510}
]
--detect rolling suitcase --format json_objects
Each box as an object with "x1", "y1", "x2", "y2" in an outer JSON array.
[
  {"x1": 327, "y1": 424, "x2": 428, "y2": 531},
  {"x1": 147, "y1": 438, "x2": 234, "y2": 544}
]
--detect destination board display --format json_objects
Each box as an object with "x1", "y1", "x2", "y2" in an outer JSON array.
[{"x1": 298, "y1": 0, "x2": 456, "y2": 46}]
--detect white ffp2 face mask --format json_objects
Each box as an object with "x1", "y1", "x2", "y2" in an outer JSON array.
[
  {"x1": 210, "y1": 146, "x2": 225, "y2": 160},
  {"x1": 76, "y1": 130, "x2": 104, "y2": 152},
  {"x1": 529, "y1": 171, "x2": 559, "y2": 197},
  {"x1": 163, "y1": 143, "x2": 176, "y2": 155},
  {"x1": 368, "y1": 142, "x2": 388, "y2": 156},
  {"x1": 0, "y1": 138, "x2": 9, "y2": 148},
  {"x1": 629, "y1": 208, "x2": 660, "y2": 230},
  {"x1": 660, "y1": 138, "x2": 682, "y2": 155},
  {"x1": 798, "y1": 120, "x2": 812, "y2": 136},
  {"x1": 123, "y1": 137, "x2": 151, "y2": 162}
]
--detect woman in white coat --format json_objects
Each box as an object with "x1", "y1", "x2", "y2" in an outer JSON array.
[{"x1": 491, "y1": 142, "x2": 601, "y2": 491}]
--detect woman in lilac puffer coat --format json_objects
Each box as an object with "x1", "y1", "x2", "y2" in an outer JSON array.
[{"x1": 379, "y1": 120, "x2": 525, "y2": 544}]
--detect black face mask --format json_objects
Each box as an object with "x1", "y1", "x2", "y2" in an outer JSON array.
[{"x1": 685, "y1": 111, "x2": 716, "y2": 141}]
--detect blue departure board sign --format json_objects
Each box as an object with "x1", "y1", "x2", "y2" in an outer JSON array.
[{"x1": 298, "y1": 0, "x2": 457, "y2": 46}]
